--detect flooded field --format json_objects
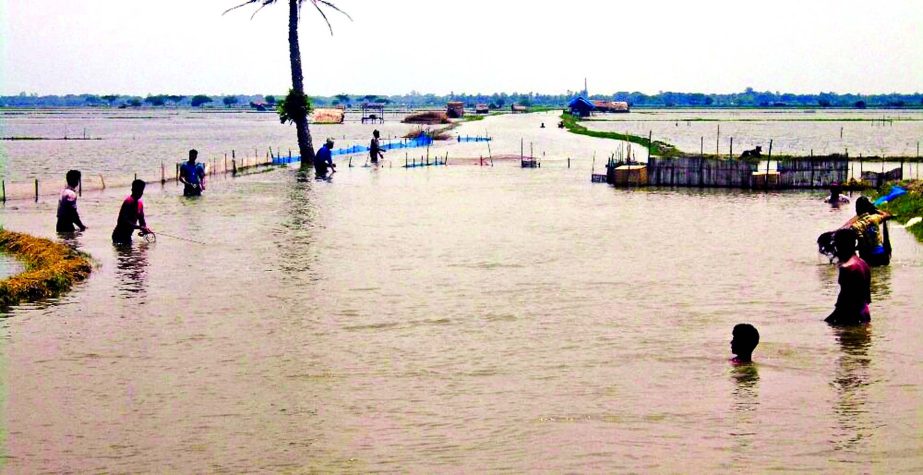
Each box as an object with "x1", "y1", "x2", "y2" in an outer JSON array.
[
  {"x1": 1, "y1": 110, "x2": 922, "y2": 471},
  {"x1": 0, "y1": 157, "x2": 922, "y2": 471},
  {"x1": 586, "y1": 108, "x2": 923, "y2": 159}
]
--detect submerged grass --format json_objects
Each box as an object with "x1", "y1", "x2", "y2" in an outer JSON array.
[
  {"x1": 560, "y1": 113, "x2": 682, "y2": 158},
  {"x1": 0, "y1": 229, "x2": 93, "y2": 308},
  {"x1": 872, "y1": 180, "x2": 923, "y2": 242}
]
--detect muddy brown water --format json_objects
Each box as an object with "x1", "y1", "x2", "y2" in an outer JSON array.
[{"x1": 0, "y1": 161, "x2": 921, "y2": 471}]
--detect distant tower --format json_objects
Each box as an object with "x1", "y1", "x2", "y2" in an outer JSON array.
[{"x1": 584, "y1": 77, "x2": 589, "y2": 98}]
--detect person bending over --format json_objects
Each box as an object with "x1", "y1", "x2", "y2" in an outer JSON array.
[
  {"x1": 56, "y1": 169, "x2": 87, "y2": 233},
  {"x1": 314, "y1": 138, "x2": 336, "y2": 179},
  {"x1": 112, "y1": 179, "x2": 153, "y2": 245}
]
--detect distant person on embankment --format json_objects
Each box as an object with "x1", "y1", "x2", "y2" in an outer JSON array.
[
  {"x1": 730, "y1": 323, "x2": 759, "y2": 364},
  {"x1": 825, "y1": 229, "x2": 871, "y2": 326},
  {"x1": 844, "y1": 196, "x2": 892, "y2": 266},
  {"x1": 180, "y1": 149, "x2": 205, "y2": 197},
  {"x1": 314, "y1": 138, "x2": 336, "y2": 179},
  {"x1": 370, "y1": 130, "x2": 385, "y2": 165},
  {"x1": 56, "y1": 169, "x2": 87, "y2": 233},
  {"x1": 112, "y1": 179, "x2": 152, "y2": 245}
]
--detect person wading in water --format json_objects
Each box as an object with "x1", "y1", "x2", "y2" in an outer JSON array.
[
  {"x1": 825, "y1": 228, "x2": 872, "y2": 326},
  {"x1": 56, "y1": 169, "x2": 87, "y2": 233},
  {"x1": 180, "y1": 149, "x2": 206, "y2": 197},
  {"x1": 112, "y1": 179, "x2": 153, "y2": 245},
  {"x1": 370, "y1": 130, "x2": 385, "y2": 165}
]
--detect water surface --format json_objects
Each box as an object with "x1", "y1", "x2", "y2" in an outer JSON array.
[{"x1": 0, "y1": 162, "x2": 921, "y2": 472}]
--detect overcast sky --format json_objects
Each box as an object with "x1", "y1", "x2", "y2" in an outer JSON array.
[{"x1": 1, "y1": 0, "x2": 921, "y2": 96}]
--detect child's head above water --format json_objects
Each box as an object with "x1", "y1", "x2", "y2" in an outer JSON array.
[{"x1": 731, "y1": 323, "x2": 759, "y2": 363}]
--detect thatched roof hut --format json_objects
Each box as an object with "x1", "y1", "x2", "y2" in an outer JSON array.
[
  {"x1": 311, "y1": 108, "x2": 345, "y2": 124},
  {"x1": 593, "y1": 100, "x2": 630, "y2": 113},
  {"x1": 446, "y1": 101, "x2": 465, "y2": 119},
  {"x1": 403, "y1": 111, "x2": 450, "y2": 125},
  {"x1": 511, "y1": 104, "x2": 529, "y2": 113}
]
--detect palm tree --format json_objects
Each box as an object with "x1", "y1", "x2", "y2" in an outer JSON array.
[{"x1": 225, "y1": 0, "x2": 351, "y2": 172}]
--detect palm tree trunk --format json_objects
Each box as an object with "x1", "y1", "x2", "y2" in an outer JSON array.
[{"x1": 289, "y1": 0, "x2": 315, "y2": 171}]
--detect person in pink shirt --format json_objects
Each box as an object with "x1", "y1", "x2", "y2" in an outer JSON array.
[{"x1": 825, "y1": 229, "x2": 871, "y2": 325}]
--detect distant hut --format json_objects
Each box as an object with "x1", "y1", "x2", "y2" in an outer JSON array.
[
  {"x1": 311, "y1": 108, "x2": 345, "y2": 124},
  {"x1": 475, "y1": 103, "x2": 490, "y2": 114},
  {"x1": 592, "y1": 100, "x2": 630, "y2": 113},
  {"x1": 361, "y1": 102, "x2": 385, "y2": 124},
  {"x1": 511, "y1": 104, "x2": 529, "y2": 113},
  {"x1": 568, "y1": 96, "x2": 595, "y2": 117},
  {"x1": 446, "y1": 101, "x2": 465, "y2": 119}
]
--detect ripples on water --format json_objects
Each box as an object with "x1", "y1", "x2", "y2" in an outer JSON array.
[{"x1": 0, "y1": 162, "x2": 922, "y2": 472}]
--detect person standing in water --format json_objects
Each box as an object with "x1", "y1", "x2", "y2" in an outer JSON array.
[
  {"x1": 179, "y1": 149, "x2": 206, "y2": 197},
  {"x1": 369, "y1": 130, "x2": 385, "y2": 165},
  {"x1": 845, "y1": 196, "x2": 892, "y2": 266},
  {"x1": 112, "y1": 179, "x2": 152, "y2": 245},
  {"x1": 56, "y1": 170, "x2": 87, "y2": 233},
  {"x1": 825, "y1": 228, "x2": 871, "y2": 326}
]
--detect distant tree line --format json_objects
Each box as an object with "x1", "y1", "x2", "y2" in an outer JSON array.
[{"x1": 2, "y1": 88, "x2": 922, "y2": 109}]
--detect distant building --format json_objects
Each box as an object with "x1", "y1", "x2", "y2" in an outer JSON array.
[
  {"x1": 568, "y1": 96, "x2": 595, "y2": 117},
  {"x1": 592, "y1": 100, "x2": 630, "y2": 113},
  {"x1": 511, "y1": 104, "x2": 529, "y2": 113},
  {"x1": 446, "y1": 101, "x2": 465, "y2": 119},
  {"x1": 475, "y1": 103, "x2": 490, "y2": 114}
]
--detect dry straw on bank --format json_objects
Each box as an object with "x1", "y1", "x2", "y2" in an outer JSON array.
[{"x1": 0, "y1": 229, "x2": 93, "y2": 307}]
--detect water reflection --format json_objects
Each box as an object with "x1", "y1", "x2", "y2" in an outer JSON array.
[
  {"x1": 114, "y1": 242, "x2": 149, "y2": 299},
  {"x1": 275, "y1": 177, "x2": 317, "y2": 279},
  {"x1": 830, "y1": 325, "x2": 873, "y2": 453}
]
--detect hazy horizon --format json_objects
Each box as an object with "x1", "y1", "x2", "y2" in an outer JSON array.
[{"x1": 2, "y1": 0, "x2": 921, "y2": 96}]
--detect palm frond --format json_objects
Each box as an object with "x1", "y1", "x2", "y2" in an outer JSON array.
[
  {"x1": 225, "y1": 0, "x2": 351, "y2": 35},
  {"x1": 223, "y1": 0, "x2": 276, "y2": 16},
  {"x1": 316, "y1": 0, "x2": 353, "y2": 22},
  {"x1": 311, "y1": 1, "x2": 334, "y2": 35}
]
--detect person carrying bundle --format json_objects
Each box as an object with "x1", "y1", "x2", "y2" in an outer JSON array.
[{"x1": 845, "y1": 197, "x2": 892, "y2": 267}]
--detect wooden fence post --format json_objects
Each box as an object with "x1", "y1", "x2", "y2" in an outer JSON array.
[
  {"x1": 161, "y1": 161, "x2": 166, "y2": 184},
  {"x1": 232, "y1": 159, "x2": 237, "y2": 176},
  {"x1": 1, "y1": 180, "x2": 5, "y2": 203},
  {"x1": 34, "y1": 179, "x2": 39, "y2": 202}
]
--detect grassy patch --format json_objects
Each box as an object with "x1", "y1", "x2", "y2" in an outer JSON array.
[
  {"x1": 871, "y1": 180, "x2": 923, "y2": 242},
  {"x1": 0, "y1": 229, "x2": 93, "y2": 308},
  {"x1": 560, "y1": 113, "x2": 682, "y2": 158}
]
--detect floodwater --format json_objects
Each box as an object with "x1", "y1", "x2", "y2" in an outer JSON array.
[
  {"x1": 586, "y1": 108, "x2": 923, "y2": 158},
  {"x1": 0, "y1": 157, "x2": 922, "y2": 471},
  {"x1": 2, "y1": 110, "x2": 923, "y2": 471}
]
